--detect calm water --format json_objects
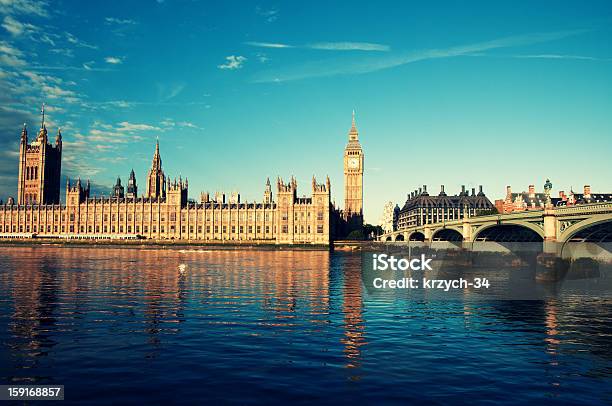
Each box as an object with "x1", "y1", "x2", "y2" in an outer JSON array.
[{"x1": 0, "y1": 246, "x2": 610, "y2": 405}]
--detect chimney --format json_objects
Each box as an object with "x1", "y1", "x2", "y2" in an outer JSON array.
[
  {"x1": 423, "y1": 185, "x2": 427, "y2": 193},
  {"x1": 478, "y1": 185, "x2": 483, "y2": 195},
  {"x1": 506, "y1": 185, "x2": 511, "y2": 196},
  {"x1": 418, "y1": 187, "x2": 422, "y2": 194},
  {"x1": 584, "y1": 185, "x2": 591, "y2": 197},
  {"x1": 461, "y1": 185, "x2": 466, "y2": 195},
  {"x1": 559, "y1": 191, "x2": 567, "y2": 201},
  {"x1": 471, "y1": 188, "x2": 475, "y2": 196},
  {"x1": 441, "y1": 185, "x2": 445, "y2": 193},
  {"x1": 528, "y1": 184, "x2": 535, "y2": 197}
]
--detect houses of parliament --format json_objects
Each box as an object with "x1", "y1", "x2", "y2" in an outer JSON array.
[{"x1": 0, "y1": 106, "x2": 365, "y2": 244}]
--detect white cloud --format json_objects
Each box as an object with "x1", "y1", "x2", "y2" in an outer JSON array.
[
  {"x1": 160, "y1": 118, "x2": 201, "y2": 130},
  {"x1": 246, "y1": 40, "x2": 390, "y2": 52},
  {"x1": 65, "y1": 32, "x2": 97, "y2": 49},
  {"x1": 218, "y1": 55, "x2": 246, "y2": 70},
  {"x1": 104, "y1": 17, "x2": 137, "y2": 25},
  {"x1": 245, "y1": 41, "x2": 292, "y2": 49},
  {"x1": 255, "y1": 6, "x2": 278, "y2": 23},
  {"x1": 156, "y1": 82, "x2": 185, "y2": 102},
  {"x1": 2, "y1": 15, "x2": 37, "y2": 36},
  {"x1": 0, "y1": 40, "x2": 22, "y2": 57},
  {"x1": 104, "y1": 56, "x2": 123, "y2": 64},
  {"x1": 0, "y1": 0, "x2": 49, "y2": 17},
  {"x1": 252, "y1": 29, "x2": 590, "y2": 83},
  {"x1": 0, "y1": 40, "x2": 25, "y2": 66},
  {"x1": 308, "y1": 42, "x2": 390, "y2": 52},
  {"x1": 41, "y1": 84, "x2": 78, "y2": 101},
  {"x1": 50, "y1": 48, "x2": 74, "y2": 58},
  {"x1": 511, "y1": 53, "x2": 609, "y2": 61},
  {"x1": 116, "y1": 121, "x2": 161, "y2": 132}
]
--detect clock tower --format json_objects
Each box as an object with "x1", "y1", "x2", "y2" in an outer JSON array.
[{"x1": 343, "y1": 110, "x2": 364, "y2": 226}]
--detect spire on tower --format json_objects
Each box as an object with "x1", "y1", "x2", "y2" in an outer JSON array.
[
  {"x1": 348, "y1": 109, "x2": 359, "y2": 142},
  {"x1": 21, "y1": 123, "x2": 27, "y2": 142},
  {"x1": 40, "y1": 103, "x2": 46, "y2": 129}
]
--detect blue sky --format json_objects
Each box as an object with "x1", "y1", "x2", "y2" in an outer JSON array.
[{"x1": 0, "y1": 0, "x2": 611, "y2": 223}]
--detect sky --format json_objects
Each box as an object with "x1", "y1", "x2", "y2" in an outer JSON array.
[{"x1": 0, "y1": 0, "x2": 611, "y2": 224}]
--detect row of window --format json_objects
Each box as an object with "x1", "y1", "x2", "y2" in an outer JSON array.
[{"x1": 0, "y1": 223, "x2": 325, "y2": 235}]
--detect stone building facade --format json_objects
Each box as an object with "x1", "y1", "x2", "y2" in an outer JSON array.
[
  {"x1": 397, "y1": 185, "x2": 494, "y2": 229},
  {"x1": 495, "y1": 183, "x2": 612, "y2": 213},
  {"x1": 1, "y1": 111, "x2": 332, "y2": 245}
]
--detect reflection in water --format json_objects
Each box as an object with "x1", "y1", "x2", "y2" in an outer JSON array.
[
  {"x1": 0, "y1": 247, "x2": 610, "y2": 404},
  {"x1": 341, "y1": 255, "x2": 366, "y2": 374}
]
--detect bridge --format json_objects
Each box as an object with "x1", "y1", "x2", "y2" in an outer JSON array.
[{"x1": 378, "y1": 202, "x2": 612, "y2": 257}]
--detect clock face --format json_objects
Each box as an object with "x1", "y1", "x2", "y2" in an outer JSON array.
[{"x1": 348, "y1": 158, "x2": 359, "y2": 169}]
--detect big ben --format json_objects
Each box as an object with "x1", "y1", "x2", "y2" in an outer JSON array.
[{"x1": 343, "y1": 110, "x2": 364, "y2": 227}]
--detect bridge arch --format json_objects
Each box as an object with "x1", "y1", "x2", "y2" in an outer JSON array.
[
  {"x1": 408, "y1": 231, "x2": 425, "y2": 241},
  {"x1": 395, "y1": 234, "x2": 405, "y2": 241},
  {"x1": 561, "y1": 217, "x2": 612, "y2": 243},
  {"x1": 432, "y1": 228, "x2": 463, "y2": 241},
  {"x1": 385, "y1": 236, "x2": 392, "y2": 242},
  {"x1": 473, "y1": 223, "x2": 543, "y2": 242}
]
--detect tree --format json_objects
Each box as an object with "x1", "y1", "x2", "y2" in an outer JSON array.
[
  {"x1": 346, "y1": 229, "x2": 365, "y2": 240},
  {"x1": 363, "y1": 223, "x2": 383, "y2": 240}
]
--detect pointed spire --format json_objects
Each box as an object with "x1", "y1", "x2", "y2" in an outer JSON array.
[
  {"x1": 348, "y1": 109, "x2": 359, "y2": 142},
  {"x1": 21, "y1": 123, "x2": 27, "y2": 142},
  {"x1": 40, "y1": 102, "x2": 45, "y2": 129},
  {"x1": 37, "y1": 103, "x2": 48, "y2": 142}
]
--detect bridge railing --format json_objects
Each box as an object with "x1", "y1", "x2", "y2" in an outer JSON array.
[{"x1": 378, "y1": 201, "x2": 612, "y2": 241}]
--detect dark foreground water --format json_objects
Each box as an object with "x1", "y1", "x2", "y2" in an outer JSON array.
[{"x1": 0, "y1": 246, "x2": 610, "y2": 405}]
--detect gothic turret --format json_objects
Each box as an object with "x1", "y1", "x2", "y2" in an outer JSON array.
[
  {"x1": 146, "y1": 139, "x2": 166, "y2": 199},
  {"x1": 113, "y1": 176, "x2": 125, "y2": 198},
  {"x1": 127, "y1": 169, "x2": 137, "y2": 198},
  {"x1": 264, "y1": 177, "x2": 272, "y2": 204},
  {"x1": 55, "y1": 128, "x2": 62, "y2": 150}
]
